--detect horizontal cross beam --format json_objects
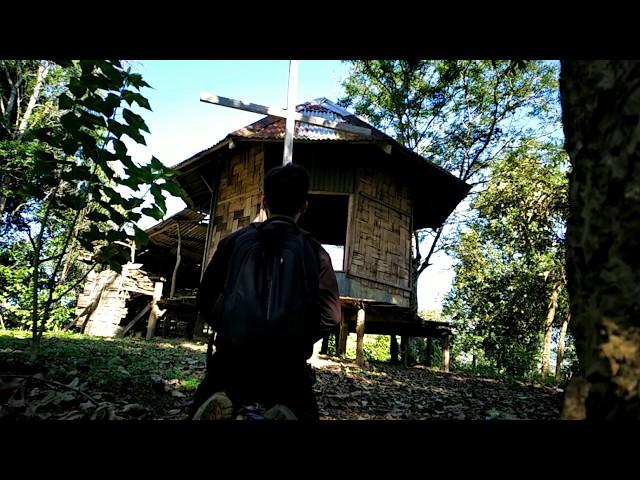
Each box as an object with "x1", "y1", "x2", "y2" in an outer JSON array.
[{"x1": 200, "y1": 93, "x2": 371, "y2": 136}]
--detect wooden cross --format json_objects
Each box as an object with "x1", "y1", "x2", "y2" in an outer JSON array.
[{"x1": 200, "y1": 60, "x2": 371, "y2": 165}]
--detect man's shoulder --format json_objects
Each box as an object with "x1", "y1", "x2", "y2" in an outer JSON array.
[
  {"x1": 219, "y1": 223, "x2": 259, "y2": 246},
  {"x1": 298, "y1": 232, "x2": 334, "y2": 266},
  {"x1": 298, "y1": 229, "x2": 323, "y2": 252}
]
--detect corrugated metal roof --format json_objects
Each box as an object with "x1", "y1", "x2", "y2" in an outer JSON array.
[
  {"x1": 171, "y1": 97, "x2": 472, "y2": 230},
  {"x1": 144, "y1": 208, "x2": 207, "y2": 257},
  {"x1": 229, "y1": 98, "x2": 374, "y2": 142}
]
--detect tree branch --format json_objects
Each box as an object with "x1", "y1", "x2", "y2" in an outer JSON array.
[
  {"x1": 1, "y1": 374, "x2": 100, "y2": 405},
  {"x1": 50, "y1": 263, "x2": 97, "y2": 305},
  {"x1": 418, "y1": 226, "x2": 444, "y2": 276}
]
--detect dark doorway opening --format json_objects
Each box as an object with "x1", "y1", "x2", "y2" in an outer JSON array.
[{"x1": 298, "y1": 193, "x2": 349, "y2": 271}]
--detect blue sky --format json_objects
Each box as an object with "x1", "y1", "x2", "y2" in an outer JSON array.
[
  {"x1": 127, "y1": 60, "x2": 350, "y2": 167},
  {"x1": 126, "y1": 60, "x2": 453, "y2": 312}
]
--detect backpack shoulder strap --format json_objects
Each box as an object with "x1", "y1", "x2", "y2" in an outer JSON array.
[{"x1": 222, "y1": 223, "x2": 260, "y2": 294}]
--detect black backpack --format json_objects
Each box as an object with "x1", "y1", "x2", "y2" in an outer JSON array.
[{"x1": 212, "y1": 219, "x2": 320, "y2": 358}]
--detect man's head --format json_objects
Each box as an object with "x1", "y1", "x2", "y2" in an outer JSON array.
[{"x1": 263, "y1": 163, "x2": 310, "y2": 222}]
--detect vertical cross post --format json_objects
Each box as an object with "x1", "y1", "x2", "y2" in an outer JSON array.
[
  {"x1": 356, "y1": 307, "x2": 366, "y2": 368},
  {"x1": 282, "y1": 60, "x2": 298, "y2": 165}
]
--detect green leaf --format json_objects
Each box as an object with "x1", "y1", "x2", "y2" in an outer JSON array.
[
  {"x1": 107, "y1": 118, "x2": 125, "y2": 138},
  {"x1": 87, "y1": 210, "x2": 110, "y2": 223},
  {"x1": 61, "y1": 138, "x2": 79, "y2": 156},
  {"x1": 122, "y1": 109, "x2": 150, "y2": 133},
  {"x1": 133, "y1": 226, "x2": 149, "y2": 248},
  {"x1": 126, "y1": 73, "x2": 151, "y2": 89},
  {"x1": 111, "y1": 138, "x2": 128, "y2": 158},
  {"x1": 95, "y1": 61, "x2": 125, "y2": 83},
  {"x1": 68, "y1": 77, "x2": 88, "y2": 98},
  {"x1": 121, "y1": 174, "x2": 142, "y2": 191},
  {"x1": 106, "y1": 229, "x2": 128, "y2": 243},
  {"x1": 150, "y1": 185, "x2": 166, "y2": 212},
  {"x1": 60, "y1": 112, "x2": 81, "y2": 133},
  {"x1": 121, "y1": 124, "x2": 146, "y2": 145},
  {"x1": 33, "y1": 150, "x2": 59, "y2": 174},
  {"x1": 60, "y1": 165, "x2": 93, "y2": 182},
  {"x1": 81, "y1": 72, "x2": 113, "y2": 91},
  {"x1": 160, "y1": 180, "x2": 183, "y2": 198},
  {"x1": 122, "y1": 90, "x2": 152, "y2": 111},
  {"x1": 53, "y1": 59, "x2": 74, "y2": 68},
  {"x1": 141, "y1": 206, "x2": 165, "y2": 221},
  {"x1": 103, "y1": 93, "x2": 121, "y2": 117},
  {"x1": 121, "y1": 197, "x2": 143, "y2": 210},
  {"x1": 107, "y1": 260, "x2": 123, "y2": 274},
  {"x1": 59, "y1": 93, "x2": 74, "y2": 110},
  {"x1": 77, "y1": 109, "x2": 107, "y2": 129},
  {"x1": 128, "y1": 212, "x2": 142, "y2": 222}
]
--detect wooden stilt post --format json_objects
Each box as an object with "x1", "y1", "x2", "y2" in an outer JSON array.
[
  {"x1": 424, "y1": 337, "x2": 434, "y2": 367},
  {"x1": 119, "y1": 302, "x2": 151, "y2": 338},
  {"x1": 356, "y1": 308, "x2": 366, "y2": 367},
  {"x1": 390, "y1": 334, "x2": 399, "y2": 364},
  {"x1": 401, "y1": 336, "x2": 409, "y2": 367},
  {"x1": 169, "y1": 223, "x2": 182, "y2": 298},
  {"x1": 441, "y1": 335, "x2": 450, "y2": 372},
  {"x1": 338, "y1": 309, "x2": 349, "y2": 356},
  {"x1": 146, "y1": 281, "x2": 164, "y2": 340},
  {"x1": 193, "y1": 312, "x2": 206, "y2": 340},
  {"x1": 406, "y1": 336, "x2": 416, "y2": 365},
  {"x1": 320, "y1": 335, "x2": 329, "y2": 355}
]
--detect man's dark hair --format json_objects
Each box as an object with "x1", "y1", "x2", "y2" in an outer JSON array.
[{"x1": 264, "y1": 164, "x2": 310, "y2": 216}]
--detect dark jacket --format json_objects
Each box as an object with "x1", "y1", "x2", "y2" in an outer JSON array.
[{"x1": 197, "y1": 216, "x2": 341, "y2": 360}]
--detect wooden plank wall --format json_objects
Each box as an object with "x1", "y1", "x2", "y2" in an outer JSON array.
[
  {"x1": 205, "y1": 145, "x2": 266, "y2": 266},
  {"x1": 75, "y1": 264, "x2": 157, "y2": 337},
  {"x1": 77, "y1": 269, "x2": 127, "y2": 337},
  {"x1": 347, "y1": 167, "x2": 412, "y2": 305}
]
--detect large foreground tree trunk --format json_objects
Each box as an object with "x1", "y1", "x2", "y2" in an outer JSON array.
[{"x1": 561, "y1": 60, "x2": 640, "y2": 419}]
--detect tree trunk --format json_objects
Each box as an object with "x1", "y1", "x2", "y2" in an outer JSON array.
[
  {"x1": 540, "y1": 281, "x2": 562, "y2": 377},
  {"x1": 556, "y1": 313, "x2": 570, "y2": 382},
  {"x1": 1, "y1": 61, "x2": 49, "y2": 219},
  {"x1": 561, "y1": 60, "x2": 640, "y2": 419},
  {"x1": 17, "y1": 62, "x2": 50, "y2": 138},
  {"x1": 59, "y1": 207, "x2": 88, "y2": 285}
]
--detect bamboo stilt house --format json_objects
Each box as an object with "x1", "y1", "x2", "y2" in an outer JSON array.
[{"x1": 173, "y1": 98, "x2": 470, "y2": 367}]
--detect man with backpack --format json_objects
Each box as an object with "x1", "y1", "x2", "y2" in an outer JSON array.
[{"x1": 190, "y1": 164, "x2": 341, "y2": 420}]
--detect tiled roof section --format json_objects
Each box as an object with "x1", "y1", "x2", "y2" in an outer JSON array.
[{"x1": 230, "y1": 98, "x2": 378, "y2": 141}]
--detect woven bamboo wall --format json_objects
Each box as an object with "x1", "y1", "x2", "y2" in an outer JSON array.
[
  {"x1": 205, "y1": 146, "x2": 266, "y2": 265},
  {"x1": 347, "y1": 167, "x2": 412, "y2": 298}
]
